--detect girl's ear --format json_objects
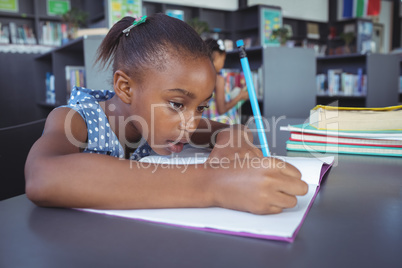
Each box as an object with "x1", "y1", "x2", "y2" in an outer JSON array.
[{"x1": 113, "y1": 70, "x2": 133, "y2": 104}]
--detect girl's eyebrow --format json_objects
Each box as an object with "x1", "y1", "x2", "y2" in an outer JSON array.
[
  {"x1": 166, "y1": 88, "x2": 196, "y2": 99},
  {"x1": 166, "y1": 88, "x2": 213, "y2": 101}
]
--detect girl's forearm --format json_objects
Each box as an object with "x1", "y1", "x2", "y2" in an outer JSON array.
[
  {"x1": 25, "y1": 152, "x2": 216, "y2": 209},
  {"x1": 219, "y1": 94, "x2": 243, "y2": 114}
]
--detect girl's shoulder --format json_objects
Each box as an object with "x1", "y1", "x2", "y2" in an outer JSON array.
[
  {"x1": 59, "y1": 86, "x2": 115, "y2": 125},
  {"x1": 68, "y1": 86, "x2": 115, "y2": 106}
]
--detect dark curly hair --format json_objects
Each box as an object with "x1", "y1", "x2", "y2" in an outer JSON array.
[{"x1": 204, "y1": 38, "x2": 226, "y2": 59}]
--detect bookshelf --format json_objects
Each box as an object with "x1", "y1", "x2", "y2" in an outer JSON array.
[
  {"x1": 0, "y1": 0, "x2": 106, "y2": 46},
  {"x1": 282, "y1": 18, "x2": 327, "y2": 51},
  {"x1": 0, "y1": 0, "x2": 65, "y2": 46},
  {"x1": 223, "y1": 5, "x2": 319, "y2": 119},
  {"x1": 34, "y1": 35, "x2": 112, "y2": 107},
  {"x1": 227, "y1": 5, "x2": 284, "y2": 48},
  {"x1": 142, "y1": 1, "x2": 232, "y2": 40},
  {"x1": 316, "y1": 53, "x2": 400, "y2": 107},
  {"x1": 326, "y1": 18, "x2": 373, "y2": 56}
]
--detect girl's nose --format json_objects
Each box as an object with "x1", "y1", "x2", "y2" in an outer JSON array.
[{"x1": 179, "y1": 112, "x2": 198, "y2": 133}]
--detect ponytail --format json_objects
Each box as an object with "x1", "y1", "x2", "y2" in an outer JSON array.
[{"x1": 95, "y1": 17, "x2": 137, "y2": 71}]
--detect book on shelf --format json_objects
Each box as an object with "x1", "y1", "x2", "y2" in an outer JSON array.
[
  {"x1": 309, "y1": 105, "x2": 402, "y2": 131},
  {"x1": 221, "y1": 68, "x2": 263, "y2": 100},
  {"x1": 399, "y1": 76, "x2": 402, "y2": 93},
  {"x1": 65, "y1": 66, "x2": 86, "y2": 99},
  {"x1": 46, "y1": 72, "x2": 55, "y2": 105},
  {"x1": 306, "y1": 22, "x2": 320, "y2": 39},
  {"x1": 0, "y1": 23, "x2": 10, "y2": 44},
  {"x1": 77, "y1": 146, "x2": 334, "y2": 242},
  {"x1": 316, "y1": 68, "x2": 366, "y2": 96},
  {"x1": 8, "y1": 22, "x2": 17, "y2": 44}
]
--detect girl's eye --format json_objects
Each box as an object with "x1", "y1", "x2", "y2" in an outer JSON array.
[
  {"x1": 197, "y1": 105, "x2": 209, "y2": 113},
  {"x1": 169, "y1": 101, "x2": 184, "y2": 111}
]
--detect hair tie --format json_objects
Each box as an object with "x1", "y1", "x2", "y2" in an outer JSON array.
[
  {"x1": 122, "y1": 16, "x2": 147, "y2": 36},
  {"x1": 217, "y1": 39, "x2": 225, "y2": 51}
]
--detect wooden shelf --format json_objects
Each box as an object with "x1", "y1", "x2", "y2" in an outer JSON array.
[{"x1": 34, "y1": 35, "x2": 111, "y2": 108}]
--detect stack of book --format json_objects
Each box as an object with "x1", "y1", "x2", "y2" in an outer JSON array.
[{"x1": 281, "y1": 105, "x2": 402, "y2": 157}]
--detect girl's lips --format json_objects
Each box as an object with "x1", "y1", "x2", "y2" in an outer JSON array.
[{"x1": 166, "y1": 141, "x2": 186, "y2": 153}]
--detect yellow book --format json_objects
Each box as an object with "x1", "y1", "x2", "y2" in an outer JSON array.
[{"x1": 309, "y1": 105, "x2": 402, "y2": 131}]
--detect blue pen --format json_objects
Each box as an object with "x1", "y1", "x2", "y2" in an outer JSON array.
[{"x1": 236, "y1": 40, "x2": 270, "y2": 157}]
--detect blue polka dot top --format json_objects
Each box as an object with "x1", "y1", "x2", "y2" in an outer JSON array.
[{"x1": 60, "y1": 87, "x2": 152, "y2": 160}]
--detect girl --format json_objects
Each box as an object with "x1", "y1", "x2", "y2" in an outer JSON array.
[
  {"x1": 203, "y1": 38, "x2": 249, "y2": 124},
  {"x1": 25, "y1": 14, "x2": 307, "y2": 215}
]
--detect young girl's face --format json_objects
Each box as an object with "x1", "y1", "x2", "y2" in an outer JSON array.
[{"x1": 130, "y1": 56, "x2": 216, "y2": 155}]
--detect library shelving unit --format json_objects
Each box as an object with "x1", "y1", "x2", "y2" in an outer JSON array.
[
  {"x1": 0, "y1": 0, "x2": 106, "y2": 127},
  {"x1": 0, "y1": 0, "x2": 65, "y2": 126},
  {"x1": 0, "y1": 0, "x2": 106, "y2": 47},
  {"x1": 225, "y1": 46, "x2": 316, "y2": 119},
  {"x1": 326, "y1": 18, "x2": 373, "y2": 56},
  {"x1": 282, "y1": 17, "x2": 327, "y2": 49},
  {"x1": 223, "y1": 5, "x2": 317, "y2": 119},
  {"x1": 143, "y1": 2, "x2": 232, "y2": 40},
  {"x1": 316, "y1": 53, "x2": 400, "y2": 107},
  {"x1": 34, "y1": 35, "x2": 112, "y2": 108}
]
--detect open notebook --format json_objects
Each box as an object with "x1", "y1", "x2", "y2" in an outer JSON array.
[{"x1": 80, "y1": 147, "x2": 334, "y2": 242}]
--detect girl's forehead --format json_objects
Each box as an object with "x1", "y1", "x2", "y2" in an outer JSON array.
[{"x1": 141, "y1": 56, "x2": 215, "y2": 90}]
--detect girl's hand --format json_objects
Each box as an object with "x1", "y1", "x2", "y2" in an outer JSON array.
[
  {"x1": 208, "y1": 124, "x2": 261, "y2": 162},
  {"x1": 207, "y1": 157, "x2": 308, "y2": 215}
]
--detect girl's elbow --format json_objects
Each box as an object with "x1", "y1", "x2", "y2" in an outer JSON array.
[
  {"x1": 25, "y1": 175, "x2": 47, "y2": 207},
  {"x1": 25, "y1": 161, "x2": 53, "y2": 206}
]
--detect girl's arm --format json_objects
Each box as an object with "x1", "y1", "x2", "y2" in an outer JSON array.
[
  {"x1": 25, "y1": 107, "x2": 213, "y2": 209},
  {"x1": 215, "y1": 75, "x2": 248, "y2": 115},
  {"x1": 25, "y1": 108, "x2": 307, "y2": 214}
]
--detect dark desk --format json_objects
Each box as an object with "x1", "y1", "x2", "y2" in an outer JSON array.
[{"x1": 1, "y1": 119, "x2": 402, "y2": 268}]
